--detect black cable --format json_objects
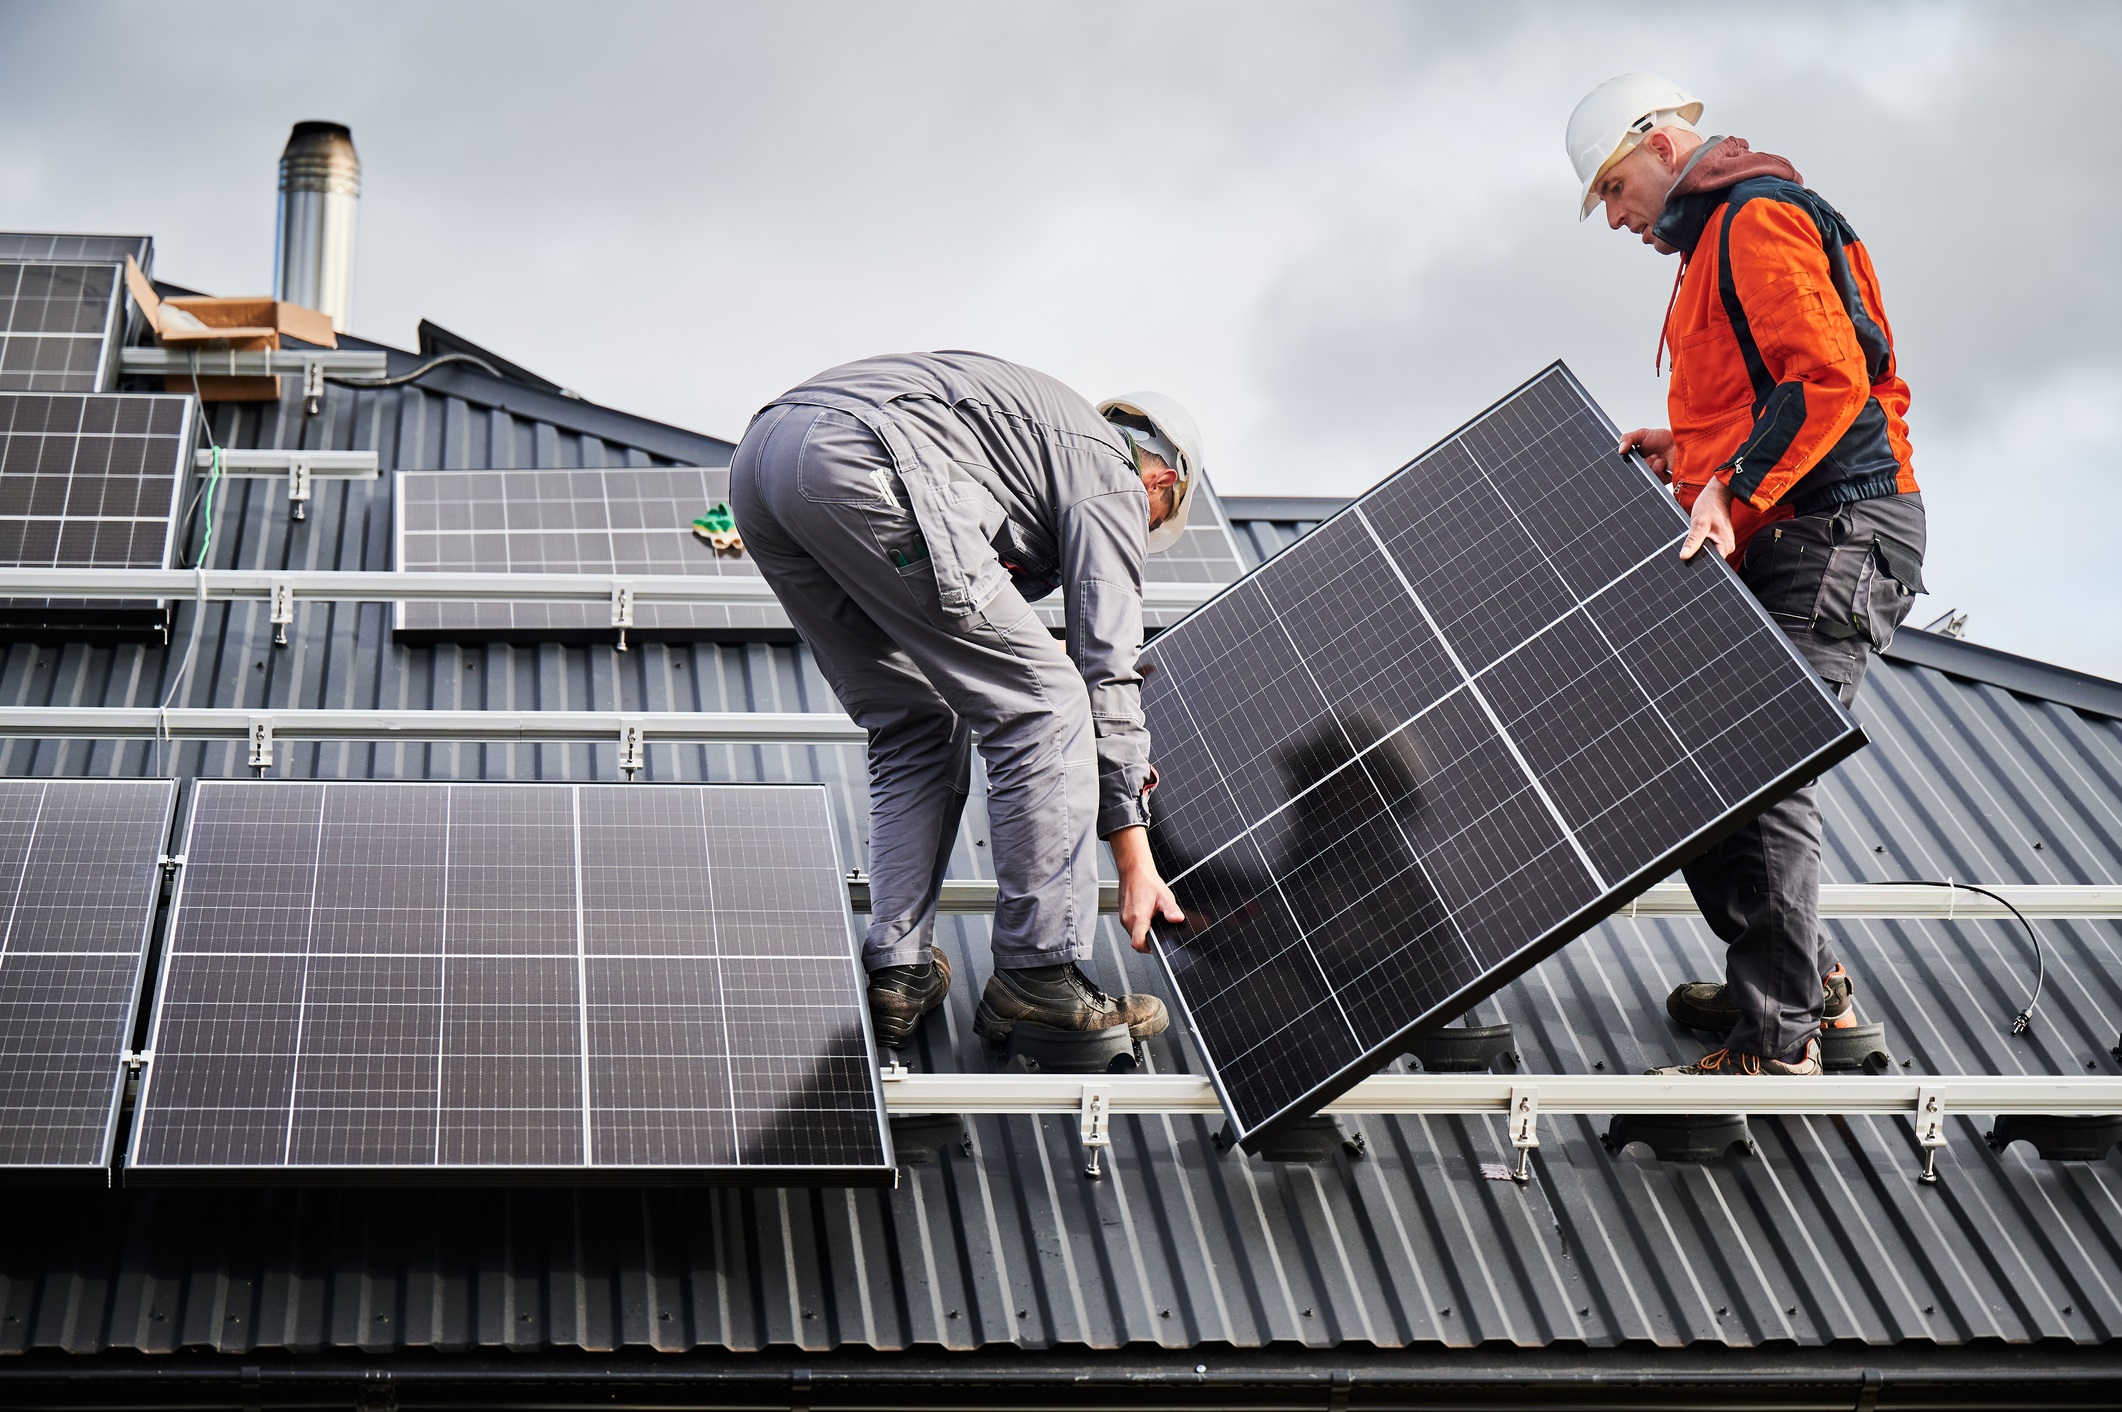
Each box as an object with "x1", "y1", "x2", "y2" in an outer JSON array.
[
  {"x1": 1874, "y1": 879, "x2": 2044, "y2": 1035},
  {"x1": 324, "y1": 351, "x2": 507, "y2": 388}
]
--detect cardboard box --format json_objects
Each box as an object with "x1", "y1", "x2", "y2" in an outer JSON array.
[{"x1": 124, "y1": 256, "x2": 335, "y2": 401}]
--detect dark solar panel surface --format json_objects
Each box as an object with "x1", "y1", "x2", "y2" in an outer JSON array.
[
  {"x1": 0, "y1": 262, "x2": 124, "y2": 395},
  {"x1": 395, "y1": 464, "x2": 1246, "y2": 640},
  {"x1": 0, "y1": 234, "x2": 152, "y2": 267},
  {"x1": 129, "y1": 781, "x2": 891, "y2": 1182},
  {"x1": 0, "y1": 392, "x2": 190, "y2": 568},
  {"x1": 0, "y1": 779, "x2": 175, "y2": 1175},
  {"x1": 1141, "y1": 364, "x2": 1861, "y2": 1146}
]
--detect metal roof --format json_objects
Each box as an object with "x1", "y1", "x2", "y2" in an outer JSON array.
[{"x1": 0, "y1": 369, "x2": 2118, "y2": 1405}]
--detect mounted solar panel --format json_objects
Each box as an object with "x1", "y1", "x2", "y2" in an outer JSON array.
[
  {"x1": 0, "y1": 779, "x2": 176, "y2": 1182},
  {"x1": 0, "y1": 261, "x2": 126, "y2": 394},
  {"x1": 1141, "y1": 363, "x2": 1863, "y2": 1150},
  {"x1": 0, "y1": 233, "x2": 152, "y2": 268},
  {"x1": 128, "y1": 781, "x2": 892, "y2": 1184},
  {"x1": 395, "y1": 462, "x2": 1247, "y2": 643},
  {"x1": 0, "y1": 392, "x2": 194, "y2": 639}
]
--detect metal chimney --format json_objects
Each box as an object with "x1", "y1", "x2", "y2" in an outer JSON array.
[{"x1": 273, "y1": 121, "x2": 360, "y2": 332}]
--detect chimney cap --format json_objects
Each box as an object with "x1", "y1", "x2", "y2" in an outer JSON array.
[{"x1": 279, "y1": 122, "x2": 360, "y2": 197}]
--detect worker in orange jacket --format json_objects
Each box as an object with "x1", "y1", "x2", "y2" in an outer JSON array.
[{"x1": 1568, "y1": 74, "x2": 1928, "y2": 1076}]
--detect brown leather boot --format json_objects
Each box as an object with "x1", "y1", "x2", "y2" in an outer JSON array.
[
  {"x1": 867, "y1": 950, "x2": 951, "y2": 1050},
  {"x1": 973, "y1": 962, "x2": 1168, "y2": 1042},
  {"x1": 1666, "y1": 967, "x2": 1857, "y2": 1033}
]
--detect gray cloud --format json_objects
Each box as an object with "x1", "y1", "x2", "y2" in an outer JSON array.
[{"x1": 1, "y1": 0, "x2": 2115, "y2": 672}]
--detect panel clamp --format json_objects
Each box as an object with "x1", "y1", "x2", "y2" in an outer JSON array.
[
  {"x1": 269, "y1": 576, "x2": 295, "y2": 647},
  {"x1": 1508, "y1": 1084, "x2": 1540, "y2": 1183},
  {"x1": 124, "y1": 1050, "x2": 153, "y2": 1070},
  {"x1": 1079, "y1": 1083, "x2": 1113, "y2": 1180},
  {"x1": 157, "y1": 854, "x2": 186, "y2": 876},
  {"x1": 1915, "y1": 1084, "x2": 1948, "y2": 1185},
  {"x1": 617, "y1": 717, "x2": 646, "y2": 779},
  {"x1": 247, "y1": 716, "x2": 274, "y2": 773},
  {"x1": 610, "y1": 581, "x2": 636, "y2": 652}
]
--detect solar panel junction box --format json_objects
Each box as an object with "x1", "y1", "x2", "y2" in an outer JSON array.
[
  {"x1": 1986, "y1": 1114, "x2": 2122, "y2": 1162},
  {"x1": 1404, "y1": 1022, "x2": 1517, "y2": 1073},
  {"x1": 1602, "y1": 1112, "x2": 1756, "y2": 1163}
]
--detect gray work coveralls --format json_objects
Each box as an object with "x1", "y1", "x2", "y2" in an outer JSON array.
[
  {"x1": 728, "y1": 352, "x2": 1154, "y2": 973},
  {"x1": 1688, "y1": 492, "x2": 1927, "y2": 1057}
]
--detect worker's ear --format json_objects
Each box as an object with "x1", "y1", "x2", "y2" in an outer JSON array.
[{"x1": 1142, "y1": 463, "x2": 1179, "y2": 492}]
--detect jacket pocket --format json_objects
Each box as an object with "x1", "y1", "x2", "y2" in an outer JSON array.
[{"x1": 1672, "y1": 322, "x2": 1752, "y2": 424}]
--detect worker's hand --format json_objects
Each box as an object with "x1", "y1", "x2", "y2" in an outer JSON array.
[
  {"x1": 1680, "y1": 476, "x2": 1737, "y2": 562},
  {"x1": 1108, "y1": 824, "x2": 1183, "y2": 953},
  {"x1": 1618, "y1": 427, "x2": 1676, "y2": 482}
]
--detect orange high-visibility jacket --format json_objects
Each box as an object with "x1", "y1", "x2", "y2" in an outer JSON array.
[{"x1": 1653, "y1": 139, "x2": 1918, "y2": 549}]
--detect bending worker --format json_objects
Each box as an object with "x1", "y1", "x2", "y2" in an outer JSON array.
[
  {"x1": 1568, "y1": 75, "x2": 1928, "y2": 1076},
  {"x1": 729, "y1": 351, "x2": 1190, "y2": 1050}
]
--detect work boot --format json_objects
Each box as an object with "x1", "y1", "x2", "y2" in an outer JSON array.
[
  {"x1": 973, "y1": 962, "x2": 1168, "y2": 1043},
  {"x1": 867, "y1": 950, "x2": 951, "y2": 1050},
  {"x1": 1665, "y1": 965, "x2": 1858, "y2": 1033},
  {"x1": 1648, "y1": 1038, "x2": 1823, "y2": 1077}
]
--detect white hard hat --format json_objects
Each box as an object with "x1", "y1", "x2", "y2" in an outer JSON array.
[
  {"x1": 1098, "y1": 391, "x2": 1203, "y2": 554},
  {"x1": 1566, "y1": 73, "x2": 1703, "y2": 220}
]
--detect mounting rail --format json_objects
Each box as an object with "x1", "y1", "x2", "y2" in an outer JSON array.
[
  {"x1": 0, "y1": 568, "x2": 1220, "y2": 613},
  {"x1": 0, "y1": 707, "x2": 866, "y2": 746},
  {"x1": 851, "y1": 877, "x2": 2122, "y2": 919},
  {"x1": 119, "y1": 348, "x2": 389, "y2": 377},
  {"x1": 876, "y1": 1071, "x2": 2122, "y2": 1118}
]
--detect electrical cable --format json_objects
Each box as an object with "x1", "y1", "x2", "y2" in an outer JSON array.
[
  {"x1": 1874, "y1": 878, "x2": 2044, "y2": 1035},
  {"x1": 155, "y1": 361, "x2": 223, "y2": 778},
  {"x1": 323, "y1": 351, "x2": 506, "y2": 389}
]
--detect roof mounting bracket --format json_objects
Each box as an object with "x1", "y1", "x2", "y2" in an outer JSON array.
[
  {"x1": 269, "y1": 577, "x2": 295, "y2": 646},
  {"x1": 1915, "y1": 1084, "x2": 1948, "y2": 1185},
  {"x1": 610, "y1": 582, "x2": 636, "y2": 652},
  {"x1": 247, "y1": 716, "x2": 274, "y2": 774},
  {"x1": 287, "y1": 461, "x2": 312, "y2": 521},
  {"x1": 302, "y1": 358, "x2": 325, "y2": 417},
  {"x1": 1079, "y1": 1083, "x2": 1112, "y2": 1180},
  {"x1": 617, "y1": 717, "x2": 646, "y2": 779},
  {"x1": 1508, "y1": 1084, "x2": 1540, "y2": 1183}
]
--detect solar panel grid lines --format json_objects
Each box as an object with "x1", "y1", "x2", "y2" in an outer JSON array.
[
  {"x1": 0, "y1": 261, "x2": 125, "y2": 395},
  {"x1": 395, "y1": 463, "x2": 1250, "y2": 642},
  {"x1": 127, "y1": 780, "x2": 892, "y2": 1184},
  {"x1": 0, "y1": 778, "x2": 176, "y2": 1178},
  {"x1": 1140, "y1": 362, "x2": 1863, "y2": 1147},
  {"x1": 0, "y1": 234, "x2": 152, "y2": 267}
]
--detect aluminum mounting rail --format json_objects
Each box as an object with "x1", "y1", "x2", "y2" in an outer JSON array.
[
  {"x1": 119, "y1": 348, "x2": 390, "y2": 377},
  {"x1": 0, "y1": 707, "x2": 865, "y2": 746},
  {"x1": 877, "y1": 1069, "x2": 2122, "y2": 1118},
  {"x1": 0, "y1": 568, "x2": 1222, "y2": 613},
  {"x1": 851, "y1": 877, "x2": 2122, "y2": 919}
]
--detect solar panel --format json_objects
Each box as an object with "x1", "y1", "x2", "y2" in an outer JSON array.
[
  {"x1": 0, "y1": 234, "x2": 152, "y2": 268},
  {"x1": 0, "y1": 779, "x2": 176, "y2": 1179},
  {"x1": 1141, "y1": 363, "x2": 1863, "y2": 1149},
  {"x1": 127, "y1": 781, "x2": 893, "y2": 1184},
  {"x1": 0, "y1": 261, "x2": 125, "y2": 394},
  {"x1": 0, "y1": 392, "x2": 194, "y2": 638},
  {"x1": 395, "y1": 463, "x2": 1248, "y2": 641}
]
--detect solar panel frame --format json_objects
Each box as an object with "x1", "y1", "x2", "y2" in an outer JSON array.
[
  {"x1": 0, "y1": 778, "x2": 177, "y2": 1184},
  {"x1": 392, "y1": 462, "x2": 1249, "y2": 643},
  {"x1": 0, "y1": 234, "x2": 153, "y2": 268},
  {"x1": 0, "y1": 391, "x2": 195, "y2": 639},
  {"x1": 1141, "y1": 362, "x2": 1866, "y2": 1151},
  {"x1": 0, "y1": 261, "x2": 126, "y2": 396},
  {"x1": 126, "y1": 780, "x2": 895, "y2": 1186}
]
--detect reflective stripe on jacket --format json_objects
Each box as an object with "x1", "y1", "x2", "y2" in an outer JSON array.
[{"x1": 1654, "y1": 141, "x2": 1919, "y2": 537}]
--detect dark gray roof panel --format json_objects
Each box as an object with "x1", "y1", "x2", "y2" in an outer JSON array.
[{"x1": 0, "y1": 392, "x2": 2116, "y2": 1364}]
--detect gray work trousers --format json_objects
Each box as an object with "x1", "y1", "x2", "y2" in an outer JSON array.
[
  {"x1": 728, "y1": 403, "x2": 1100, "y2": 973},
  {"x1": 1684, "y1": 492, "x2": 1927, "y2": 1057}
]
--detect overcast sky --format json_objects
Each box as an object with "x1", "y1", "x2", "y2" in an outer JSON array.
[{"x1": 3, "y1": 1, "x2": 2117, "y2": 675}]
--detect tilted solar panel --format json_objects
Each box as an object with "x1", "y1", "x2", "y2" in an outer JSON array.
[
  {"x1": 393, "y1": 464, "x2": 1248, "y2": 642},
  {"x1": 0, "y1": 779, "x2": 176, "y2": 1180},
  {"x1": 127, "y1": 781, "x2": 893, "y2": 1184},
  {"x1": 0, "y1": 392, "x2": 194, "y2": 638},
  {"x1": 1141, "y1": 364, "x2": 1863, "y2": 1149},
  {"x1": 0, "y1": 261, "x2": 125, "y2": 395}
]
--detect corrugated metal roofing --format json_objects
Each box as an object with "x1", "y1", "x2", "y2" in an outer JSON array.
[{"x1": 0, "y1": 370, "x2": 2118, "y2": 1397}]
